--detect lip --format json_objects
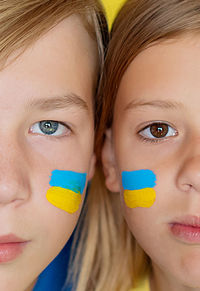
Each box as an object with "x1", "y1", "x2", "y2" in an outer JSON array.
[
  {"x1": 170, "y1": 216, "x2": 200, "y2": 244},
  {"x1": 0, "y1": 234, "x2": 29, "y2": 263}
]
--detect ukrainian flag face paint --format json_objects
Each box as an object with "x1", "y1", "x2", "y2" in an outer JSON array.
[
  {"x1": 122, "y1": 170, "x2": 156, "y2": 208},
  {"x1": 46, "y1": 170, "x2": 87, "y2": 214}
]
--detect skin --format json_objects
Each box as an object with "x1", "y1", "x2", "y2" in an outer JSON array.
[
  {"x1": 102, "y1": 36, "x2": 200, "y2": 291},
  {"x1": 0, "y1": 15, "x2": 96, "y2": 291}
]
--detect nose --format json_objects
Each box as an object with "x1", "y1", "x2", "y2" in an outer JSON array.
[
  {"x1": 0, "y1": 139, "x2": 31, "y2": 206},
  {"x1": 176, "y1": 148, "x2": 200, "y2": 193}
]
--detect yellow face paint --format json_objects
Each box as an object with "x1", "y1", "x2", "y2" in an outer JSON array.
[
  {"x1": 46, "y1": 187, "x2": 82, "y2": 214},
  {"x1": 46, "y1": 170, "x2": 87, "y2": 214},
  {"x1": 124, "y1": 188, "x2": 156, "y2": 208},
  {"x1": 122, "y1": 170, "x2": 156, "y2": 209}
]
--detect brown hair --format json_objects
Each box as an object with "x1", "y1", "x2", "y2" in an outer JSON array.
[{"x1": 74, "y1": 1, "x2": 200, "y2": 290}]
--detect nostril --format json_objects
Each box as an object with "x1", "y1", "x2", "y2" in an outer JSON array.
[
  {"x1": 176, "y1": 157, "x2": 200, "y2": 193},
  {"x1": 183, "y1": 183, "x2": 197, "y2": 192},
  {"x1": 178, "y1": 183, "x2": 193, "y2": 192},
  {"x1": 0, "y1": 182, "x2": 30, "y2": 205}
]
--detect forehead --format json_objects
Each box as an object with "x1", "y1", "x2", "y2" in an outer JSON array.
[
  {"x1": 115, "y1": 35, "x2": 200, "y2": 110},
  {"x1": 0, "y1": 15, "x2": 97, "y2": 110}
]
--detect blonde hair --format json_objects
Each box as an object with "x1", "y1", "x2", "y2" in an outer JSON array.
[
  {"x1": 73, "y1": 0, "x2": 200, "y2": 290},
  {"x1": 0, "y1": 0, "x2": 108, "y2": 96}
]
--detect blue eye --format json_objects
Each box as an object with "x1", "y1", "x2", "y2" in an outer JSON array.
[
  {"x1": 30, "y1": 120, "x2": 70, "y2": 137},
  {"x1": 139, "y1": 122, "x2": 177, "y2": 140}
]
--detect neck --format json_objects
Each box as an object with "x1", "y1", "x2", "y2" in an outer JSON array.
[{"x1": 24, "y1": 278, "x2": 37, "y2": 291}]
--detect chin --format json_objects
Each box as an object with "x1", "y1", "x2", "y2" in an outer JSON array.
[
  {"x1": 0, "y1": 280, "x2": 22, "y2": 291},
  {"x1": 174, "y1": 251, "x2": 200, "y2": 288},
  {"x1": 179, "y1": 277, "x2": 200, "y2": 289},
  {"x1": 0, "y1": 269, "x2": 36, "y2": 291}
]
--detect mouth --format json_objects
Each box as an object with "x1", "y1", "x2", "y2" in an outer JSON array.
[
  {"x1": 0, "y1": 234, "x2": 29, "y2": 263},
  {"x1": 170, "y1": 216, "x2": 200, "y2": 244}
]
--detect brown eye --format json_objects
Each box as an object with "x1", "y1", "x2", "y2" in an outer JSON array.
[
  {"x1": 139, "y1": 122, "x2": 177, "y2": 141},
  {"x1": 150, "y1": 123, "x2": 169, "y2": 138}
]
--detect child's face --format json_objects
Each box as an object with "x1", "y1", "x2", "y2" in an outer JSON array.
[
  {"x1": 103, "y1": 36, "x2": 200, "y2": 288},
  {"x1": 0, "y1": 15, "x2": 96, "y2": 290}
]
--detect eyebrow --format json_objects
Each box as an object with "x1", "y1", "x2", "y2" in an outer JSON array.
[
  {"x1": 27, "y1": 93, "x2": 89, "y2": 112},
  {"x1": 125, "y1": 99, "x2": 184, "y2": 111}
]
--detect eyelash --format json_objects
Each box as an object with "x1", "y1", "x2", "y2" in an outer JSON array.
[
  {"x1": 29, "y1": 120, "x2": 72, "y2": 139},
  {"x1": 137, "y1": 122, "x2": 178, "y2": 144}
]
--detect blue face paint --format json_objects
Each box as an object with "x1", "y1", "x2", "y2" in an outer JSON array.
[
  {"x1": 122, "y1": 169, "x2": 156, "y2": 208},
  {"x1": 46, "y1": 170, "x2": 87, "y2": 214},
  {"x1": 49, "y1": 170, "x2": 87, "y2": 194},
  {"x1": 122, "y1": 169, "x2": 156, "y2": 190}
]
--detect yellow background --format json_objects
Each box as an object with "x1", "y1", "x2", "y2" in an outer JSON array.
[{"x1": 101, "y1": 0, "x2": 127, "y2": 29}]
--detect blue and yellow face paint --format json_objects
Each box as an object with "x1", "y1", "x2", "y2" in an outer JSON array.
[
  {"x1": 46, "y1": 170, "x2": 87, "y2": 214},
  {"x1": 122, "y1": 170, "x2": 156, "y2": 208}
]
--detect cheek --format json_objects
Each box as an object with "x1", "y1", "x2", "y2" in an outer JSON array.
[
  {"x1": 123, "y1": 205, "x2": 161, "y2": 255},
  {"x1": 46, "y1": 170, "x2": 87, "y2": 214},
  {"x1": 28, "y1": 166, "x2": 88, "y2": 225},
  {"x1": 28, "y1": 138, "x2": 93, "y2": 209},
  {"x1": 30, "y1": 170, "x2": 86, "y2": 243},
  {"x1": 41, "y1": 204, "x2": 80, "y2": 237},
  {"x1": 34, "y1": 201, "x2": 81, "y2": 258},
  {"x1": 30, "y1": 137, "x2": 92, "y2": 170},
  {"x1": 26, "y1": 133, "x2": 93, "y2": 235},
  {"x1": 121, "y1": 169, "x2": 157, "y2": 209}
]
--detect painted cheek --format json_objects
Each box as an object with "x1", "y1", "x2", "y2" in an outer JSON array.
[
  {"x1": 46, "y1": 170, "x2": 87, "y2": 214},
  {"x1": 122, "y1": 169, "x2": 156, "y2": 208}
]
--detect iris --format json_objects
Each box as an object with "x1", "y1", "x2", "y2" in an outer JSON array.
[{"x1": 39, "y1": 121, "x2": 58, "y2": 135}]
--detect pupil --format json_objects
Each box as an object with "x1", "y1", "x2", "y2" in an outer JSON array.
[
  {"x1": 39, "y1": 121, "x2": 58, "y2": 135},
  {"x1": 150, "y1": 123, "x2": 168, "y2": 138}
]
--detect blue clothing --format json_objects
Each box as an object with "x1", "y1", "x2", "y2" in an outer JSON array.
[{"x1": 33, "y1": 234, "x2": 73, "y2": 291}]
